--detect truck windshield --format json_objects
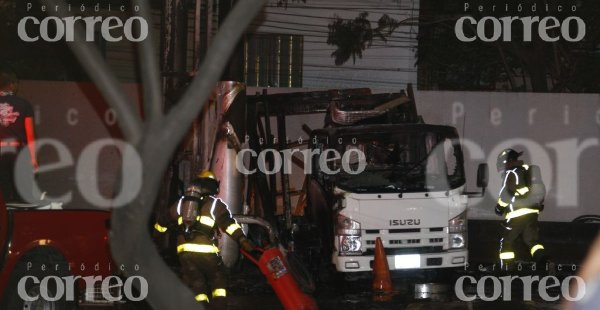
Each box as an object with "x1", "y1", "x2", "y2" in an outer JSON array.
[{"x1": 330, "y1": 129, "x2": 465, "y2": 193}]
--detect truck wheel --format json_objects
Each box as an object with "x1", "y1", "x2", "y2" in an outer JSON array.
[{"x1": 2, "y1": 250, "x2": 75, "y2": 310}]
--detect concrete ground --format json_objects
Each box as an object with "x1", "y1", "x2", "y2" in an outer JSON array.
[{"x1": 84, "y1": 219, "x2": 598, "y2": 309}]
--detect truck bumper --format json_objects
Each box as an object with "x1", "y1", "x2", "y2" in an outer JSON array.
[{"x1": 333, "y1": 249, "x2": 468, "y2": 272}]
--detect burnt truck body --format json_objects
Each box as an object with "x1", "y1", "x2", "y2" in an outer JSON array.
[
  {"x1": 309, "y1": 124, "x2": 471, "y2": 272},
  {"x1": 188, "y1": 86, "x2": 487, "y2": 279},
  {"x1": 301, "y1": 89, "x2": 487, "y2": 274}
]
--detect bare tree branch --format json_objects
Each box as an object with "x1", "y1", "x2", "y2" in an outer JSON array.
[
  {"x1": 111, "y1": 3, "x2": 268, "y2": 309},
  {"x1": 165, "y1": 0, "x2": 267, "y2": 141},
  {"x1": 41, "y1": 0, "x2": 267, "y2": 309},
  {"x1": 133, "y1": 0, "x2": 163, "y2": 122},
  {"x1": 42, "y1": 0, "x2": 144, "y2": 144}
]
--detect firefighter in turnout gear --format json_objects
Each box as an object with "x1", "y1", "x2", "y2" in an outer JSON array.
[
  {"x1": 495, "y1": 149, "x2": 547, "y2": 269},
  {"x1": 154, "y1": 170, "x2": 254, "y2": 309}
]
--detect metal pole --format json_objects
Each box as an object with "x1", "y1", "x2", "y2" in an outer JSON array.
[
  {"x1": 193, "y1": 0, "x2": 202, "y2": 71},
  {"x1": 207, "y1": 0, "x2": 213, "y2": 47},
  {"x1": 277, "y1": 109, "x2": 292, "y2": 230},
  {"x1": 162, "y1": 0, "x2": 189, "y2": 109},
  {"x1": 262, "y1": 89, "x2": 277, "y2": 215}
]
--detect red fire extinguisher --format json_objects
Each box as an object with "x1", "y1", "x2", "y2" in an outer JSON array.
[{"x1": 241, "y1": 246, "x2": 318, "y2": 310}]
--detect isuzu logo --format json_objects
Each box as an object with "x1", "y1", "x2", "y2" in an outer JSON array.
[{"x1": 389, "y1": 219, "x2": 421, "y2": 226}]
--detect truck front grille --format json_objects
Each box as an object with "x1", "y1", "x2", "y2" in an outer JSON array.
[
  {"x1": 362, "y1": 227, "x2": 447, "y2": 251},
  {"x1": 363, "y1": 246, "x2": 444, "y2": 256},
  {"x1": 389, "y1": 228, "x2": 420, "y2": 233}
]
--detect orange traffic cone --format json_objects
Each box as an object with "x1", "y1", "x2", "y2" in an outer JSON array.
[{"x1": 372, "y1": 237, "x2": 393, "y2": 302}]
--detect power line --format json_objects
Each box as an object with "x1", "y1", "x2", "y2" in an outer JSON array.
[
  {"x1": 303, "y1": 45, "x2": 417, "y2": 50},
  {"x1": 263, "y1": 4, "x2": 419, "y2": 12},
  {"x1": 244, "y1": 67, "x2": 416, "y2": 74},
  {"x1": 303, "y1": 54, "x2": 416, "y2": 59},
  {"x1": 300, "y1": 75, "x2": 416, "y2": 85},
  {"x1": 302, "y1": 39, "x2": 416, "y2": 48},
  {"x1": 253, "y1": 19, "x2": 418, "y2": 36},
  {"x1": 246, "y1": 34, "x2": 417, "y2": 47},
  {"x1": 256, "y1": 18, "x2": 417, "y2": 31},
  {"x1": 250, "y1": 27, "x2": 417, "y2": 44},
  {"x1": 251, "y1": 22, "x2": 417, "y2": 37},
  {"x1": 264, "y1": 10, "x2": 416, "y2": 23},
  {"x1": 304, "y1": 63, "x2": 416, "y2": 72}
]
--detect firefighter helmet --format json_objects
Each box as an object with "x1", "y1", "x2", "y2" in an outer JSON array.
[
  {"x1": 496, "y1": 149, "x2": 522, "y2": 171},
  {"x1": 198, "y1": 170, "x2": 216, "y2": 180},
  {"x1": 195, "y1": 170, "x2": 219, "y2": 195}
]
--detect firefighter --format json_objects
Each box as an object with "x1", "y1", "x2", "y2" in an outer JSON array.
[
  {"x1": 0, "y1": 67, "x2": 37, "y2": 202},
  {"x1": 495, "y1": 149, "x2": 546, "y2": 269},
  {"x1": 154, "y1": 170, "x2": 254, "y2": 308}
]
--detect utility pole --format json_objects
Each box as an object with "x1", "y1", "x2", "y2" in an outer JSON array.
[
  {"x1": 218, "y1": 0, "x2": 245, "y2": 82},
  {"x1": 161, "y1": 0, "x2": 190, "y2": 109}
]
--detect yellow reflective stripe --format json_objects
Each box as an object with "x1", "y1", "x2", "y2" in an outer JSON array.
[
  {"x1": 154, "y1": 223, "x2": 167, "y2": 233},
  {"x1": 522, "y1": 164, "x2": 530, "y2": 170},
  {"x1": 212, "y1": 288, "x2": 227, "y2": 298},
  {"x1": 500, "y1": 252, "x2": 515, "y2": 260},
  {"x1": 531, "y1": 244, "x2": 545, "y2": 256},
  {"x1": 516, "y1": 186, "x2": 530, "y2": 195},
  {"x1": 497, "y1": 198, "x2": 509, "y2": 207},
  {"x1": 177, "y1": 243, "x2": 219, "y2": 253},
  {"x1": 225, "y1": 223, "x2": 242, "y2": 235},
  {"x1": 199, "y1": 216, "x2": 215, "y2": 227},
  {"x1": 195, "y1": 294, "x2": 209, "y2": 302},
  {"x1": 505, "y1": 208, "x2": 539, "y2": 220},
  {"x1": 178, "y1": 217, "x2": 183, "y2": 225}
]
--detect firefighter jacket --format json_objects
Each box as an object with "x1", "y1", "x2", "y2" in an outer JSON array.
[
  {"x1": 154, "y1": 195, "x2": 246, "y2": 254},
  {"x1": 495, "y1": 161, "x2": 542, "y2": 220}
]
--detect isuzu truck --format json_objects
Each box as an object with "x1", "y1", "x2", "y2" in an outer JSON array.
[{"x1": 306, "y1": 89, "x2": 487, "y2": 274}]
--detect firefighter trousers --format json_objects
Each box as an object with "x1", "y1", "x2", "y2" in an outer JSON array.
[
  {"x1": 179, "y1": 251, "x2": 228, "y2": 309},
  {"x1": 499, "y1": 213, "x2": 546, "y2": 265}
]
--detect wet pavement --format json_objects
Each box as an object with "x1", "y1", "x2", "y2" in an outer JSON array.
[
  {"x1": 84, "y1": 219, "x2": 596, "y2": 309},
  {"x1": 83, "y1": 266, "x2": 567, "y2": 310},
  {"x1": 225, "y1": 263, "x2": 566, "y2": 310}
]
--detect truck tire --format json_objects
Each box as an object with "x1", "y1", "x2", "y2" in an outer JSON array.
[{"x1": 2, "y1": 249, "x2": 76, "y2": 310}]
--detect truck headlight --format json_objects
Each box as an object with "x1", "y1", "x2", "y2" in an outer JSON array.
[
  {"x1": 449, "y1": 233, "x2": 466, "y2": 249},
  {"x1": 336, "y1": 214, "x2": 361, "y2": 235},
  {"x1": 448, "y1": 211, "x2": 467, "y2": 249},
  {"x1": 339, "y1": 236, "x2": 362, "y2": 255},
  {"x1": 337, "y1": 214, "x2": 362, "y2": 255},
  {"x1": 449, "y1": 211, "x2": 467, "y2": 233}
]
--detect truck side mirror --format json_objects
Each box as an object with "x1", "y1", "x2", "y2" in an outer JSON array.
[{"x1": 476, "y1": 163, "x2": 489, "y2": 190}]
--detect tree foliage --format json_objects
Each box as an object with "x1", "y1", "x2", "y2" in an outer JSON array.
[
  {"x1": 327, "y1": 12, "x2": 402, "y2": 65},
  {"x1": 417, "y1": 0, "x2": 600, "y2": 92}
]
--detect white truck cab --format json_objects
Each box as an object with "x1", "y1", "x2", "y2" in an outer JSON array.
[
  {"x1": 308, "y1": 122, "x2": 487, "y2": 274},
  {"x1": 333, "y1": 187, "x2": 468, "y2": 272}
]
